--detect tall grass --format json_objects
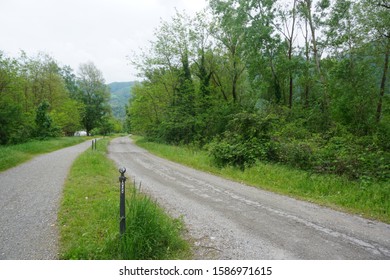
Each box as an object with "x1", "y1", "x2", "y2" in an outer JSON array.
[
  {"x1": 134, "y1": 137, "x2": 390, "y2": 224},
  {"x1": 58, "y1": 138, "x2": 190, "y2": 259},
  {"x1": 111, "y1": 186, "x2": 188, "y2": 259},
  {"x1": 0, "y1": 137, "x2": 89, "y2": 172}
]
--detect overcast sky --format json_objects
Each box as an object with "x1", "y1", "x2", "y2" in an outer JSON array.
[{"x1": 0, "y1": 0, "x2": 208, "y2": 83}]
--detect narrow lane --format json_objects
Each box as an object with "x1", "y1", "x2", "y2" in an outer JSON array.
[
  {"x1": 0, "y1": 140, "x2": 91, "y2": 260},
  {"x1": 108, "y1": 137, "x2": 390, "y2": 260}
]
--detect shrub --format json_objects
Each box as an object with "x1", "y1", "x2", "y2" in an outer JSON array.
[
  {"x1": 208, "y1": 112, "x2": 275, "y2": 169},
  {"x1": 208, "y1": 136, "x2": 265, "y2": 169},
  {"x1": 277, "y1": 141, "x2": 316, "y2": 170}
]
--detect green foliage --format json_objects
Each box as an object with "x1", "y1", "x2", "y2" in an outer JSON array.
[
  {"x1": 0, "y1": 52, "x2": 115, "y2": 144},
  {"x1": 51, "y1": 99, "x2": 84, "y2": 136},
  {"x1": 34, "y1": 100, "x2": 60, "y2": 139},
  {"x1": 77, "y1": 62, "x2": 111, "y2": 135},
  {"x1": 126, "y1": 1, "x2": 389, "y2": 184},
  {"x1": 208, "y1": 112, "x2": 274, "y2": 168},
  {"x1": 91, "y1": 115, "x2": 122, "y2": 136},
  {"x1": 314, "y1": 136, "x2": 390, "y2": 181},
  {"x1": 0, "y1": 102, "x2": 25, "y2": 144}
]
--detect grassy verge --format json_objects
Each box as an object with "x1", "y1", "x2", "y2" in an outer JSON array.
[
  {"x1": 0, "y1": 137, "x2": 90, "y2": 172},
  {"x1": 134, "y1": 136, "x2": 390, "y2": 224},
  {"x1": 58, "y1": 138, "x2": 190, "y2": 260}
]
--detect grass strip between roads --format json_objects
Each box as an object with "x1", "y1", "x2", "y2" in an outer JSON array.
[
  {"x1": 134, "y1": 136, "x2": 390, "y2": 224},
  {"x1": 58, "y1": 138, "x2": 190, "y2": 260},
  {"x1": 0, "y1": 137, "x2": 90, "y2": 172}
]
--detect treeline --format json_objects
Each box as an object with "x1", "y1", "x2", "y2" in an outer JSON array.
[
  {"x1": 127, "y1": 0, "x2": 390, "y2": 182},
  {"x1": 0, "y1": 51, "x2": 121, "y2": 144}
]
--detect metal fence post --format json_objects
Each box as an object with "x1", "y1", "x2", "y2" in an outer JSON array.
[
  {"x1": 119, "y1": 167, "x2": 127, "y2": 235},
  {"x1": 91, "y1": 139, "x2": 97, "y2": 150}
]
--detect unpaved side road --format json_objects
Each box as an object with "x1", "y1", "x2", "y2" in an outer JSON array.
[
  {"x1": 108, "y1": 137, "x2": 390, "y2": 260},
  {"x1": 0, "y1": 140, "x2": 91, "y2": 260}
]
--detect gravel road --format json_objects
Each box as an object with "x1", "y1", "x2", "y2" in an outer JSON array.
[
  {"x1": 108, "y1": 137, "x2": 390, "y2": 260},
  {"x1": 0, "y1": 140, "x2": 91, "y2": 260}
]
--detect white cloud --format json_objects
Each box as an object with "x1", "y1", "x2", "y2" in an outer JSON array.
[{"x1": 0, "y1": 0, "x2": 207, "y2": 82}]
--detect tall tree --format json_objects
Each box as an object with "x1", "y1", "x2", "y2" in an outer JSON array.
[
  {"x1": 77, "y1": 62, "x2": 110, "y2": 135},
  {"x1": 297, "y1": 0, "x2": 333, "y2": 129},
  {"x1": 275, "y1": 0, "x2": 298, "y2": 108},
  {"x1": 210, "y1": 0, "x2": 250, "y2": 103},
  {"x1": 356, "y1": 0, "x2": 390, "y2": 122},
  {"x1": 0, "y1": 52, "x2": 24, "y2": 144}
]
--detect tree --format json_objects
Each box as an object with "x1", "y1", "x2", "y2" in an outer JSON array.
[
  {"x1": 130, "y1": 11, "x2": 210, "y2": 143},
  {"x1": 275, "y1": 0, "x2": 298, "y2": 108},
  {"x1": 209, "y1": 0, "x2": 249, "y2": 103},
  {"x1": 191, "y1": 11, "x2": 214, "y2": 100},
  {"x1": 51, "y1": 99, "x2": 84, "y2": 136},
  {"x1": 125, "y1": 0, "x2": 390, "y2": 181},
  {"x1": 300, "y1": 0, "x2": 331, "y2": 108},
  {"x1": 35, "y1": 100, "x2": 58, "y2": 138},
  {"x1": 60, "y1": 65, "x2": 81, "y2": 100},
  {"x1": 0, "y1": 52, "x2": 23, "y2": 144},
  {"x1": 1, "y1": 51, "x2": 71, "y2": 143},
  {"x1": 77, "y1": 62, "x2": 110, "y2": 135},
  {"x1": 355, "y1": 0, "x2": 390, "y2": 123}
]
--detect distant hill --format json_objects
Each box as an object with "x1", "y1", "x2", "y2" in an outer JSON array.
[{"x1": 107, "y1": 82, "x2": 135, "y2": 120}]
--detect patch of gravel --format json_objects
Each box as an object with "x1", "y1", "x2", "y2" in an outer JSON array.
[{"x1": 0, "y1": 140, "x2": 91, "y2": 260}]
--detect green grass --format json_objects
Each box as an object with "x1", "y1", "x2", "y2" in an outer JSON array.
[
  {"x1": 117, "y1": 187, "x2": 189, "y2": 259},
  {"x1": 0, "y1": 137, "x2": 89, "y2": 172},
  {"x1": 134, "y1": 136, "x2": 390, "y2": 224},
  {"x1": 58, "y1": 138, "x2": 190, "y2": 260}
]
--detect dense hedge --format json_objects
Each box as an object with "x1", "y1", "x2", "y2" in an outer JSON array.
[{"x1": 208, "y1": 112, "x2": 389, "y2": 182}]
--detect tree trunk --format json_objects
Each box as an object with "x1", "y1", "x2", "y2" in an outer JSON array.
[
  {"x1": 302, "y1": 13, "x2": 310, "y2": 109},
  {"x1": 288, "y1": 0, "x2": 297, "y2": 109},
  {"x1": 306, "y1": 0, "x2": 329, "y2": 110}
]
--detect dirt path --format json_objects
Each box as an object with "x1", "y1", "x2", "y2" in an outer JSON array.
[
  {"x1": 108, "y1": 137, "x2": 390, "y2": 260},
  {"x1": 0, "y1": 140, "x2": 91, "y2": 260}
]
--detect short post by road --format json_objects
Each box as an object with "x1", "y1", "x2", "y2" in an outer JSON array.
[
  {"x1": 119, "y1": 167, "x2": 127, "y2": 235},
  {"x1": 91, "y1": 139, "x2": 97, "y2": 150}
]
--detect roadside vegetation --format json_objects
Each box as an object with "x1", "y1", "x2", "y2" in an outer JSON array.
[
  {"x1": 0, "y1": 52, "x2": 122, "y2": 146},
  {"x1": 0, "y1": 137, "x2": 89, "y2": 172},
  {"x1": 127, "y1": 1, "x2": 389, "y2": 223},
  {"x1": 134, "y1": 137, "x2": 390, "y2": 224},
  {"x1": 58, "y1": 138, "x2": 190, "y2": 260},
  {"x1": 128, "y1": 1, "x2": 389, "y2": 184}
]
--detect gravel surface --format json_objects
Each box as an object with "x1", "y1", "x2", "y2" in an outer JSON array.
[
  {"x1": 108, "y1": 137, "x2": 390, "y2": 260},
  {"x1": 0, "y1": 140, "x2": 91, "y2": 260}
]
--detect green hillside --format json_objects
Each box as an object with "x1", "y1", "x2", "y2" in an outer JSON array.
[{"x1": 108, "y1": 82, "x2": 134, "y2": 120}]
